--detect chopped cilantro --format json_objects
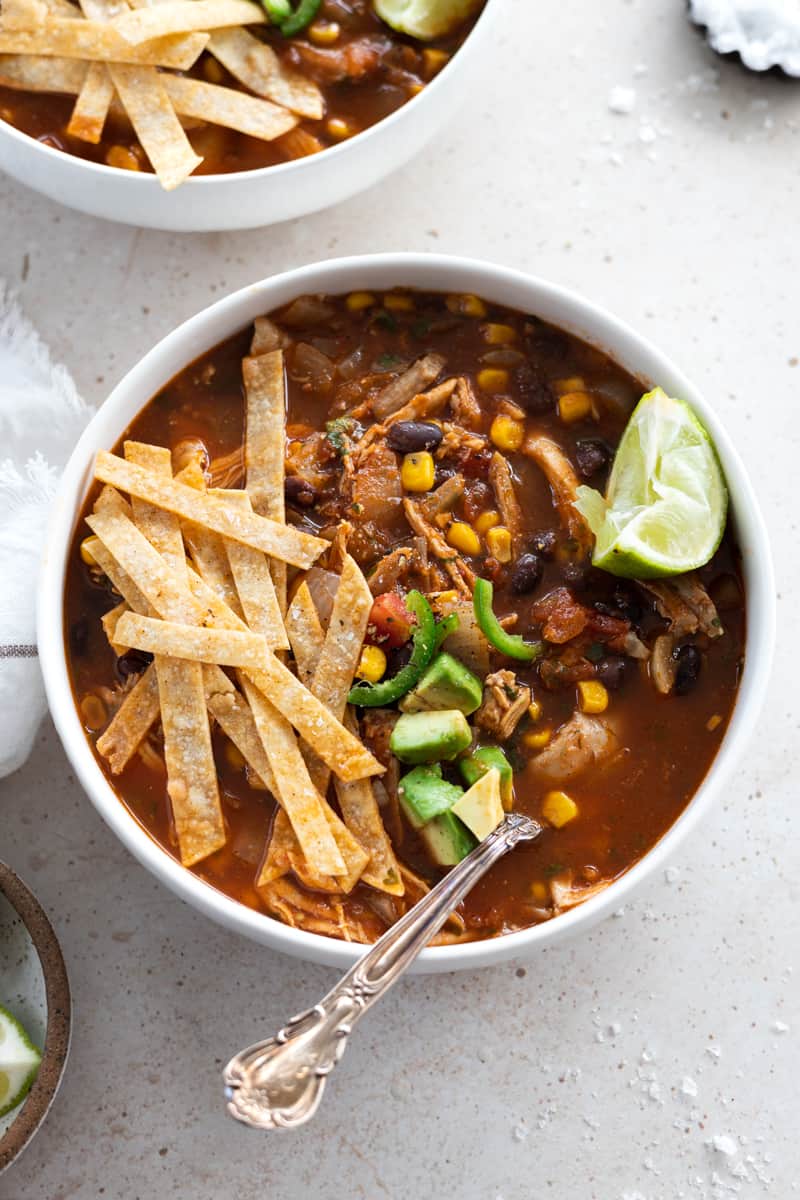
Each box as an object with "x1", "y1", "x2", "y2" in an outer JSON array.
[
  {"x1": 325, "y1": 416, "x2": 355, "y2": 457},
  {"x1": 374, "y1": 353, "x2": 405, "y2": 373}
]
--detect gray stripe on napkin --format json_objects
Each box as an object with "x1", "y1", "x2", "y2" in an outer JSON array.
[{"x1": 0, "y1": 644, "x2": 38, "y2": 659}]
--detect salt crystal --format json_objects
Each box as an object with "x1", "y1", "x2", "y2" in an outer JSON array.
[
  {"x1": 639, "y1": 124, "x2": 658, "y2": 145},
  {"x1": 633, "y1": 62, "x2": 648, "y2": 76},
  {"x1": 608, "y1": 86, "x2": 636, "y2": 115},
  {"x1": 664, "y1": 866, "x2": 681, "y2": 884},
  {"x1": 609, "y1": 152, "x2": 625, "y2": 167},
  {"x1": 609, "y1": 1021, "x2": 622, "y2": 1036},
  {"x1": 711, "y1": 1134, "x2": 738, "y2": 1157},
  {"x1": 706, "y1": 1044, "x2": 722, "y2": 1058},
  {"x1": 772, "y1": 1019, "x2": 790, "y2": 1033},
  {"x1": 512, "y1": 1123, "x2": 529, "y2": 1143},
  {"x1": 680, "y1": 1076, "x2": 698, "y2": 1098}
]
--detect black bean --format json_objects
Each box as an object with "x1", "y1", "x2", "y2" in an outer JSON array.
[
  {"x1": 596, "y1": 656, "x2": 627, "y2": 691},
  {"x1": 511, "y1": 553, "x2": 543, "y2": 595},
  {"x1": 561, "y1": 559, "x2": 590, "y2": 590},
  {"x1": 69, "y1": 616, "x2": 89, "y2": 658},
  {"x1": 611, "y1": 584, "x2": 643, "y2": 623},
  {"x1": 386, "y1": 421, "x2": 443, "y2": 455},
  {"x1": 117, "y1": 650, "x2": 153, "y2": 681},
  {"x1": 284, "y1": 475, "x2": 317, "y2": 508},
  {"x1": 575, "y1": 439, "x2": 611, "y2": 479},
  {"x1": 530, "y1": 530, "x2": 557, "y2": 559},
  {"x1": 514, "y1": 364, "x2": 555, "y2": 414},
  {"x1": 674, "y1": 644, "x2": 702, "y2": 695},
  {"x1": 434, "y1": 464, "x2": 457, "y2": 489}
]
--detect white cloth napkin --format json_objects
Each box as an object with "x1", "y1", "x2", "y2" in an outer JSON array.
[{"x1": 0, "y1": 283, "x2": 94, "y2": 779}]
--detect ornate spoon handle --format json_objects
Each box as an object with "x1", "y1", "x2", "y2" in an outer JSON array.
[{"x1": 224, "y1": 812, "x2": 541, "y2": 1130}]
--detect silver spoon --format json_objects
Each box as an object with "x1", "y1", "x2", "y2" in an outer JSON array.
[{"x1": 223, "y1": 811, "x2": 542, "y2": 1130}]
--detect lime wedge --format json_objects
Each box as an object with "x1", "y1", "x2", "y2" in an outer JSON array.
[
  {"x1": 373, "y1": 0, "x2": 482, "y2": 39},
  {"x1": 574, "y1": 387, "x2": 728, "y2": 579},
  {"x1": 0, "y1": 1005, "x2": 41, "y2": 1118}
]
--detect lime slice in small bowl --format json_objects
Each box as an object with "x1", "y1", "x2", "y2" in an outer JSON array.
[
  {"x1": 0, "y1": 1007, "x2": 41, "y2": 1120},
  {"x1": 575, "y1": 387, "x2": 728, "y2": 579}
]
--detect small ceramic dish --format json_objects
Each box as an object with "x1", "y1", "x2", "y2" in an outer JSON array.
[{"x1": 0, "y1": 863, "x2": 71, "y2": 1174}]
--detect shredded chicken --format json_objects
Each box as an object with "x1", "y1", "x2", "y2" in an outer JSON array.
[
  {"x1": 383, "y1": 378, "x2": 458, "y2": 426},
  {"x1": 360, "y1": 708, "x2": 399, "y2": 768},
  {"x1": 372, "y1": 353, "x2": 447, "y2": 420},
  {"x1": 325, "y1": 519, "x2": 352, "y2": 575},
  {"x1": 450, "y1": 376, "x2": 483, "y2": 429},
  {"x1": 523, "y1": 433, "x2": 592, "y2": 552},
  {"x1": 531, "y1": 711, "x2": 619, "y2": 782},
  {"x1": 403, "y1": 498, "x2": 475, "y2": 595},
  {"x1": 475, "y1": 670, "x2": 532, "y2": 741},
  {"x1": 488, "y1": 452, "x2": 523, "y2": 548},
  {"x1": 421, "y1": 473, "x2": 464, "y2": 518},
  {"x1": 650, "y1": 633, "x2": 678, "y2": 695},
  {"x1": 367, "y1": 546, "x2": 419, "y2": 595},
  {"x1": 287, "y1": 35, "x2": 391, "y2": 85},
  {"x1": 259, "y1": 878, "x2": 380, "y2": 943},
  {"x1": 435, "y1": 422, "x2": 488, "y2": 463},
  {"x1": 550, "y1": 872, "x2": 613, "y2": 914},
  {"x1": 640, "y1": 575, "x2": 723, "y2": 639}
]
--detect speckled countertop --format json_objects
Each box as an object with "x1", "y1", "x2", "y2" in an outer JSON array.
[{"x1": 0, "y1": 1, "x2": 798, "y2": 1196}]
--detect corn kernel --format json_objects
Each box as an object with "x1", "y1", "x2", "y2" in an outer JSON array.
[
  {"x1": 558, "y1": 391, "x2": 593, "y2": 424},
  {"x1": 431, "y1": 590, "x2": 458, "y2": 612},
  {"x1": 482, "y1": 323, "x2": 517, "y2": 345},
  {"x1": 478, "y1": 368, "x2": 510, "y2": 394},
  {"x1": 552, "y1": 375, "x2": 586, "y2": 396},
  {"x1": 577, "y1": 680, "x2": 609, "y2": 714},
  {"x1": 105, "y1": 145, "x2": 140, "y2": 172},
  {"x1": 524, "y1": 727, "x2": 551, "y2": 750},
  {"x1": 474, "y1": 510, "x2": 501, "y2": 535},
  {"x1": 80, "y1": 536, "x2": 100, "y2": 567},
  {"x1": 327, "y1": 117, "x2": 356, "y2": 141},
  {"x1": 308, "y1": 19, "x2": 340, "y2": 44},
  {"x1": 80, "y1": 693, "x2": 107, "y2": 731},
  {"x1": 401, "y1": 451, "x2": 435, "y2": 492},
  {"x1": 486, "y1": 525, "x2": 512, "y2": 563},
  {"x1": 542, "y1": 790, "x2": 579, "y2": 828},
  {"x1": 707, "y1": 713, "x2": 723, "y2": 732},
  {"x1": 225, "y1": 740, "x2": 246, "y2": 771},
  {"x1": 356, "y1": 645, "x2": 387, "y2": 684},
  {"x1": 530, "y1": 880, "x2": 550, "y2": 904},
  {"x1": 346, "y1": 291, "x2": 376, "y2": 312},
  {"x1": 528, "y1": 699, "x2": 542, "y2": 722},
  {"x1": 408, "y1": 82, "x2": 425, "y2": 97},
  {"x1": 202, "y1": 56, "x2": 225, "y2": 84},
  {"x1": 422, "y1": 47, "x2": 450, "y2": 76},
  {"x1": 447, "y1": 293, "x2": 488, "y2": 318},
  {"x1": 383, "y1": 293, "x2": 415, "y2": 312},
  {"x1": 490, "y1": 413, "x2": 525, "y2": 450},
  {"x1": 447, "y1": 522, "x2": 481, "y2": 556}
]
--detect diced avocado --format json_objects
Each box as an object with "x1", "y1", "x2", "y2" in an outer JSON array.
[
  {"x1": 399, "y1": 652, "x2": 483, "y2": 716},
  {"x1": 390, "y1": 709, "x2": 472, "y2": 764},
  {"x1": 398, "y1": 764, "x2": 464, "y2": 830},
  {"x1": 451, "y1": 768, "x2": 504, "y2": 841},
  {"x1": 374, "y1": 0, "x2": 482, "y2": 40},
  {"x1": 459, "y1": 745, "x2": 514, "y2": 810},
  {"x1": 419, "y1": 811, "x2": 477, "y2": 867}
]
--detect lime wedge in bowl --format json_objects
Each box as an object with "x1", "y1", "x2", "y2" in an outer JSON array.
[
  {"x1": 575, "y1": 387, "x2": 728, "y2": 579},
  {"x1": 374, "y1": 0, "x2": 482, "y2": 39},
  {"x1": 0, "y1": 1005, "x2": 41, "y2": 1118}
]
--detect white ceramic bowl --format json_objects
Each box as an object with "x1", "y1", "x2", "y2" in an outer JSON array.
[
  {"x1": 38, "y1": 254, "x2": 775, "y2": 973},
  {"x1": 0, "y1": 0, "x2": 501, "y2": 231}
]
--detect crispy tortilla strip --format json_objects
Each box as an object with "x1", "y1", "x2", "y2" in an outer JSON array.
[
  {"x1": 125, "y1": 442, "x2": 187, "y2": 576},
  {"x1": 101, "y1": 599, "x2": 130, "y2": 654},
  {"x1": 94, "y1": 451, "x2": 325, "y2": 568},
  {"x1": 285, "y1": 581, "x2": 324, "y2": 685},
  {"x1": 182, "y1": 520, "x2": 243, "y2": 618},
  {"x1": 113, "y1": 0, "x2": 264, "y2": 44},
  {"x1": 95, "y1": 662, "x2": 160, "y2": 773},
  {"x1": 258, "y1": 807, "x2": 293, "y2": 885},
  {"x1": 67, "y1": 61, "x2": 113, "y2": 143},
  {"x1": 88, "y1": 534, "x2": 152, "y2": 616},
  {"x1": 0, "y1": 54, "x2": 88, "y2": 92},
  {"x1": 241, "y1": 677, "x2": 345, "y2": 877},
  {"x1": 372, "y1": 353, "x2": 447, "y2": 421},
  {"x1": 214, "y1": 490, "x2": 287, "y2": 648},
  {"x1": 203, "y1": 664, "x2": 272, "y2": 791},
  {"x1": 0, "y1": 24, "x2": 209, "y2": 68},
  {"x1": 86, "y1": 506, "x2": 207, "y2": 624},
  {"x1": 108, "y1": 64, "x2": 201, "y2": 190},
  {"x1": 256, "y1": 804, "x2": 367, "y2": 896},
  {"x1": 244, "y1": 350, "x2": 287, "y2": 612},
  {"x1": 208, "y1": 27, "x2": 323, "y2": 119},
  {"x1": 161, "y1": 74, "x2": 296, "y2": 142},
  {"x1": 335, "y1": 712, "x2": 403, "y2": 896},
  {"x1": 155, "y1": 655, "x2": 225, "y2": 866},
  {"x1": 114, "y1": 611, "x2": 269, "y2": 669},
  {"x1": 1, "y1": 0, "x2": 49, "y2": 28}
]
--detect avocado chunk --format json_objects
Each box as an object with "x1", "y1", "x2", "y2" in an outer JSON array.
[
  {"x1": 419, "y1": 811, "x2": 477, "y2": 867},
  {"x1": 373, "y1": 0, "x2": 482, "y2": 40},
  {"x1": 398, "y1": 763, "x2": 463, "y2": 830},
  {"x1": 390, "y1": 709, "x2": 472, "y2": 764},
  {"x1": 399, "y1": 652, "x2": 483, "y2": 716},
  {"x1": 451, "y1": 768, "x2": 504, "y2": 841},
  {"x1": 459, "y1": 745, "x2": 514, "y2": 810}
]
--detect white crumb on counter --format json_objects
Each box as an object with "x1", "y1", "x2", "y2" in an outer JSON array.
[{"x1": 608, "y1": 85, "x2": 637, "y2": 114}]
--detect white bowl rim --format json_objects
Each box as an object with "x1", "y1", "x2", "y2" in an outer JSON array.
[
  {"x1": 38, "y1": 252, "x2": 776, "y2": 973},
  {"x1": 0, "y1": 0, "x2": 498, "y2": 189}
]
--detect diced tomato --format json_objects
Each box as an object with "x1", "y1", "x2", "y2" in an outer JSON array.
[{"x1": 366, "y1": 592, "x2": 416, "y2": 648}]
